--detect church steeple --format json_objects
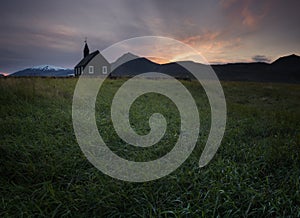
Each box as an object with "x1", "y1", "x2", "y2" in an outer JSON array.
[{"x1": 83, "y1": 37, "x2": 90, "y2": 58}]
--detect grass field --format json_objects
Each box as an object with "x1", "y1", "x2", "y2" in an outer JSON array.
[{"x1": 0, "y1": 77, "x2": 299, "y2": 217}]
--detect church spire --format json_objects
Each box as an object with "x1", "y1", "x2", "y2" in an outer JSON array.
[{"x1": 84, "y1": 37, "x2": 90, "y2": 58}]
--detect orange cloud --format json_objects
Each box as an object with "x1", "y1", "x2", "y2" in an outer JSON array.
[
  {"x1": 133, "y1": 34, "x2": 245, "y2": 64},
  {"x1": 221, "y1": 0, "x2": 270, "y2": 29},
  {"x1": 220, "y1": 0, "x2": 238, "y2": 9},
  {"x1": 175, "y1": 32, "x2": 243, "y2": 64},
  {"x1": 181, "y1": 31, "x2": 221, "y2": 46},
  {"x1": 147, "y1": 56, "x2": 170, "y2": 64},
  {"x1": 241, "y1": 3, "x2": 269, "y2": 28},
  {"x1": 108, "y1": 34, "x2": 245, "y2": 65}
]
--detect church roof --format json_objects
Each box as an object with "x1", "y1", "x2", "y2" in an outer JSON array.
[{"x1": 75, "y1": 50, "x2": 100, "y2": 68}]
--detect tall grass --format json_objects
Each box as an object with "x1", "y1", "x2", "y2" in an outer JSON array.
[{"x1": 0, "y1": 78, "x2": 299, "y2": 217}]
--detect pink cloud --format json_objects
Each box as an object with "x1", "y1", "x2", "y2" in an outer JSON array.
[
  {"x1": 221, "y1": 0, "x2": 271, "y2": 29},
  {"x1": 181, "y1": 31, "x2": 221, "y2": 46},
  {"x1": 220, "y1": 0, "x2": 239, "y2": 9},
  {"x1": 178, "y1": 31, "x2": 243, "y2": 61},
  {"x1": 0, "y1": 72, "x2": 9, "y2": 76},
  {"x1": 241, "y1": 2, "x2": 269, "y2": 28}
]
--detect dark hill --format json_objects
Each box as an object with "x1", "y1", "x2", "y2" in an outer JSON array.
[
  {"x1": 111, "y1": 54, "x2": 300, "y2": 83},
  {"x1": 272, "y1": 54, "x2": 300, "y2": 67},
  {"x1": 112, "y1": 57, "x2": 159, "y2": 77}
]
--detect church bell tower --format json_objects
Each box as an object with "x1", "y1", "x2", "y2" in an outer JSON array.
[{"x1": 83, "y1": 38, "x2": 90, "y2": 58}]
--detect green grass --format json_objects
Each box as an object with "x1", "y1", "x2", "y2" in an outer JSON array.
[{"x1": 0, "y1": 77, "x2": 299, "y2": 217}]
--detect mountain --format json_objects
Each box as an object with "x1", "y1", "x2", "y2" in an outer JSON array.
[
  {"x1": 213, "y1": 54, "x2": 300, "y2": 83},
  {"x1": 10, "y1": 65, "x2": 74, "y2": 77},
  {"x1": 112, "y1": 54, "x2": 160, "y2": 77},
  {"x1": 272, "y1": 54, "x2": 300, "y2": 67},
  {"x1": 7, "y1": 54, "x2": 300, "y2": 83},
  {"x1": 111, "y1": 54, "x2": 300, "y2": 83},
  {"x1": 112, "y1": 52, "x2": 140, "y2": 71},
  {"x1": 0, "y1": 72, "x2": 9, "y2": 77}
]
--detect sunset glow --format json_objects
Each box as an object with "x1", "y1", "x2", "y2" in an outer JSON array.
[
  {"x1": 0, "y1": 72, "x2": 9, "y2": 76},
  {"x1": 146, "y1": 57, "x2": 170, "y2": 64},
  {"x1": 0, "y1": 0, "x2": 299, "y2": 73}
]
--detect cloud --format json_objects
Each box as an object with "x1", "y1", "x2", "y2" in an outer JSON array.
[
  {"x1": 252, "y1": 55, "x2": 271, "y2": 63},
  {"x1": 220, "y1": 0, "x2": 270, "y2": 29},
  {"x1": 0, "y1": 0, "x2": 299, "y2": 72},
  {"x1": 220, "y1": 0, "x2": 238, "y2": 9},
  {"x1": 181, "y1": 31, "x2": 221, "y2": 46},
  {"x1": 242, "y1": 1, "x2": 270, "y2": 28},
  {"x1": 176, "y1": 31, "x2": 243, "y2": 64}
]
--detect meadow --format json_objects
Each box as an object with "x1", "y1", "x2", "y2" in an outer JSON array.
[{"x1": 0, "y1": 77, "x2": 299, "y2": 217}]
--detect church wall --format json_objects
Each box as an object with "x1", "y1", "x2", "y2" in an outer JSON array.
[{"x1": 82, "y1": 54, "x2": 111, "y2": 76}]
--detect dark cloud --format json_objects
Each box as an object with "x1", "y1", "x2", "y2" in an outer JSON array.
[
  {"x1": 0, "y1": 0, "x2": 299, "y2": 72},
  {"x1": 252, "y1": 55, "x2": 271, "y2": 63}
]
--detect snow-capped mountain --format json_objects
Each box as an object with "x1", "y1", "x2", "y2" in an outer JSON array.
[
  {"x1": 10, "y1": 65, "x2": 74, "y2": 77},
  {"x1": 0, "y1": 72, "x2": 9, "y2": 77},
  {"x1": 30, "y1": 65, "x2": 70, "y2": 71}
]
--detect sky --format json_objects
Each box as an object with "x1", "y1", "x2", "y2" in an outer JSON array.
[{"x1": 0, "y1": 0, "x2": 299, "y2": 73}]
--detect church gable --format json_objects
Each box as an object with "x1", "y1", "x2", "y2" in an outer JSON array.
[{"x1": 74, "y1": 40, "x2": 111, "y2": 77}]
